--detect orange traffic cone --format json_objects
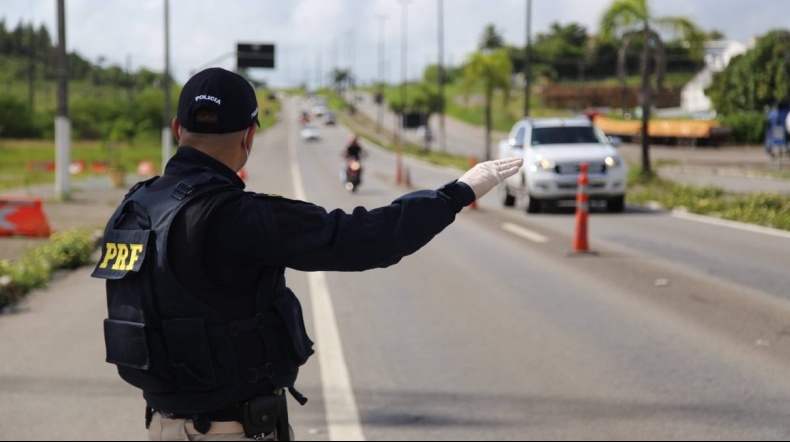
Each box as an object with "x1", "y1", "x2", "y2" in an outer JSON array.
[
  {"x1": 573, "y1": 163, "x2": 589, "y2": 253},
  {"x1": 0, "y1": 197, "x2": 51, "y2": 238}
]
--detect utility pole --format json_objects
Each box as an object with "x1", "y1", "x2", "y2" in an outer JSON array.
[
  {"x1": 398, "y1": 0, "x2": 412, "y2": 145},
  {"x1": 348, "y1": 30, "x2": 356, "y2": 109},
  {"x1": 376, "y1": 15, "x2": 387, "y2": 134},
  {"x1": 524, "y1": 0, "x2": 532, "y2": 117},
  {"x1": 55, "y1": 0, "x2": 71, "y2": 200},
  {"x1": 438, "y1": 0, "x2": 446, "y2": 152},
  {"x1": 162, "y1": 0, "x2": 172, "y2": 172}
]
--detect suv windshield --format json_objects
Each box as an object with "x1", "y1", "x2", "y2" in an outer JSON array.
[{"x1": 531, "y1": 126, "x2": 603, "y2": 146}]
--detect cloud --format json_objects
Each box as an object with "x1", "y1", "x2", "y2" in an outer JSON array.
[{"x1": 1, "y1": 0, "x2": 789, "y2": 88}]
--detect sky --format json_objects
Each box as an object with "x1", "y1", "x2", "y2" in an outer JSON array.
[{"x1": 2, "y1": 0, "x2": 790, "y2": 89}]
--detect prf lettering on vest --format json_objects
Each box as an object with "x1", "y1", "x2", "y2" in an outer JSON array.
[{"x1": 99, "y1": 242, "x2": 144, "y2": 271}]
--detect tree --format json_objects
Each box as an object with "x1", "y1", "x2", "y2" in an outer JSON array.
[
  {"x1": 479, "y1": 24, "x2": 505, "y2": 51},
  {"x1": 532, "y1": 22, "x2": 589, "y2": 80},
  {"x1": 707, "y1": 30, "x2": 790, "y2": 115},
  {"x1": 600, "y1": 0, "x2": 703, "y2": 174},
  {"x1": 331, "y1": 68, "x2": 350, "y2": 98},
  {"x1": 461, "y1": 49, "x2": 512, "y2": 160}
]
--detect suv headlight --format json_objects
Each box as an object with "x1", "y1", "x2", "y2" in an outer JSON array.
[
  {"x1": 604, "y1": 155, "x2": 622, "y2": 168},
  {"x1": 536, "y1": 157, "x2": 555, "y2": 170}
]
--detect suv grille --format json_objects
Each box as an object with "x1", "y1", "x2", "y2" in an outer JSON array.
[{"x1": 555, "y1": 162, "x2": 607, "y2": 175}]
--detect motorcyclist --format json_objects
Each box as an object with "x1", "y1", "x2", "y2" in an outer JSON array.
[
  {"x1": 341, "y1": 134, "x2": 367, "y2": 191},
  {"x1": 344, "y1": 134, "x2": 367, "y2": 161}
]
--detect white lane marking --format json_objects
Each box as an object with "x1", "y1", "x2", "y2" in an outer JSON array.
[
  {"x1": 288, "y1": 106, "x2": 365, "y2": 441},
  {"x1": 307, "y1": 272, "x2": 365, "y2": 441},
  {"x1": 501, "y1": 222, "x2": 549, "y2": 244},
  {"x1": 672, "y1": 209, "x2": 790, "y2": 240}
]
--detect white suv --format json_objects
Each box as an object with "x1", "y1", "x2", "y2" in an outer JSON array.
[{"x1": 497, "y1": 117, "x2": 628, "y2": 213}]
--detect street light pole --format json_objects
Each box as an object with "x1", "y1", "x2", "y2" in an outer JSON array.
[
  {"x1": 55, "y1": 0, "x2": 70, "y2": 200},
  {"x1": 438, "y1": 0, "x2": 446, "y2": 152},
  {"x1": 398, "y1": 0, "x2": 411, "y2": 145},
  {"x1": 524, "y1": 0, "x2": 532, "y2": 117},
  {"x1": 162, "y1": 0, "x2": 172, "y2": 172},
  {"x1": 376, "y1": 14, "x2": 387, "y2": 134}
]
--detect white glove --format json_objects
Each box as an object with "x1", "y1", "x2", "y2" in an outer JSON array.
[{"x1": 459, "y1": 157, "x2": 524, "y2": 199}]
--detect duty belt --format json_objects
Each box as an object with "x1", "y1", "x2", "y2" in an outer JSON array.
[{"x1": 146, "y1": 388, "x2": 292, "y2": 440}]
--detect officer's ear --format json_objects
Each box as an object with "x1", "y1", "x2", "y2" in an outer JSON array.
[
  {"x1": 171, "y1": 118, "x2": 182, "y2": 143},
  {"x1": 244, "y1": 124, "x2": 257, "y2": 148}
]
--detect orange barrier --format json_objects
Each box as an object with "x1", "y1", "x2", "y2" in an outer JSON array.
[
  {"x1": 468, "y1": 155, "x2": 478, "y2": 210},
  {"x1": 592, "y1": 115, "x2": 722, "y2": 139},
  {"x1": 0, "y1": 197, "x2": 51, "y2": 238},
  {"x1": 91, "y1": 161, "x2": 110, "y2": 174},
  {"x1": 573, "y1": 163, "x2": 589, "y2": 253},
  {"x1": 68, "y1": 160, "x2": 86, "y2": 175},
  {"x1": 137, "y1": 160, "x2": 155, "y2": 177}
]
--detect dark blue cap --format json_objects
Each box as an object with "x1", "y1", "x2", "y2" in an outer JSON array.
[{"x1": 177, "y1": 67, "x2": 260, "y2": 134}]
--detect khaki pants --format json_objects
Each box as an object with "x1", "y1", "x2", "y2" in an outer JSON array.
[{"x1": 148, "y1": 412, "x2": 293, "y2": 441}]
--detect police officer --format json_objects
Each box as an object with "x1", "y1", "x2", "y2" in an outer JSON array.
[{"x1": 92, "y1": 67, "x2": 522, "y2": 441}]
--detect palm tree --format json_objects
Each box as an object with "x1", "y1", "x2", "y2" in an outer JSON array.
[
  {"x1": 600, "y1": 0, "x2": 703, "y2": 174},
  {"x1": 461, "y1": 49, "x2": 512, "y2": 161},
  {"x1": 331, "y1": 68, "x2": 350, "y2": 99}
]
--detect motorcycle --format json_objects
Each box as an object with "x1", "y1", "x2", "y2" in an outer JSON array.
[{"x1": 342, "y1": 156, "x2": 362, "y2": 192}]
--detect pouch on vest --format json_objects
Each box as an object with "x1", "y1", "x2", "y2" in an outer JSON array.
[{"x1": 92, "y1": 227, "x2": 152, "y2": 369}]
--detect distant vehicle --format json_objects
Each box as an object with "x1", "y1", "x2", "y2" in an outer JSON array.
[
  {"x1": 312, "y1": 104, "x2": 328, "y2": 118},
  {"x1": 300, "y1": 123, "x2": 320, "y2": 141},
  {"x1": 324, "y1": 112, "x2": 337, "y2": 125},
  {"x1": 497, "y1": 116, "x2": 628, "y2": 213},
  {"x1": 342, "y1": 157, "x2": 362, "y2": 192}
]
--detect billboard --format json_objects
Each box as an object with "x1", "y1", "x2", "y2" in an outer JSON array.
[{"x1": 237, "y1": 43, "x2": 275, "y2": 69}]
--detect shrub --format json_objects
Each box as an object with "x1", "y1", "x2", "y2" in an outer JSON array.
[
  {"x1": 718, "y1": 112, "x2": 765, "y2": 144},
  {"x1": 0, "y1": 229, "x2": 99, "y2": 309},
  {"x1": 0, "y1": 93, "x2": 40, "y2": 138}
]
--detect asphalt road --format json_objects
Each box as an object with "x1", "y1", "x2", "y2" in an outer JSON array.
[
  {"x1": 2, "y1": 97, "x2": 790, "y2": 440},
  {"x1": 276, "y1": 98, "x2": 790, "y2": 440}
]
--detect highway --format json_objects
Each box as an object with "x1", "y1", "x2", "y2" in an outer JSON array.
[
  {"x1": 2, "y1": 96, "x2": 790, "y2": 440},
  {"x1": 268, "y1": 97, "x2": 790, "y2": 440}
]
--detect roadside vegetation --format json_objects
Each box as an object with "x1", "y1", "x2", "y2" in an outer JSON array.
[
  {"x1": 0, "y1": 229, "x2": 97, "y2": 310},
  {"x1": 627, "y1": 169, "x2": 790, "y2": 231}
]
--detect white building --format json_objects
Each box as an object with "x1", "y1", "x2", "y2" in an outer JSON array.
[{"x1": 680, "y1": 39, "x2": 751, "y2": 114}]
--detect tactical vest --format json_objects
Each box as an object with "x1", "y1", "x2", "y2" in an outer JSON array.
[{"x1": 91, "y1": 172, "x2": 313, "y2": 414}]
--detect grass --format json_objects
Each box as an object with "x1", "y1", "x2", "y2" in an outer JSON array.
[
  {"x1": 0, "y1": 91, "x2": 281, "y2": 191},
  {"x1": 0, "y1": 138, "x2": 162, "y2": 190},
  {"x1": 627, "y1": 166, "x2": 790, "y2": 231}
]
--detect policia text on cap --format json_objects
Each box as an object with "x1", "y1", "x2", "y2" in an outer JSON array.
[{"x1": 92, "y1": 67, "x2": 523, "y2": 441}]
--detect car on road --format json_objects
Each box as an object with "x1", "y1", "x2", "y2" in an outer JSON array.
[
  {"x1": 497, "y1": 116, "x2": 628, "y2": 213},
  {"x1": 323, "y1": 112, "x2": 337, "y2": 125},
  {"x1": 300, "y1": 123, "x2": 320, "y2": 141}
]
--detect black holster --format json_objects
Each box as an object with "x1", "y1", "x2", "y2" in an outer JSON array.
[{"x1": 241, "y1": 392, "x2": 290, "y2": 441}]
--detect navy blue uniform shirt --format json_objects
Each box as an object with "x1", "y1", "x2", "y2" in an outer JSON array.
[{"x1": 165, "y1": 147, "x2": 476, "y2": 300}]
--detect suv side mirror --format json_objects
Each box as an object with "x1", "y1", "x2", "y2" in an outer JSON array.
[
  {"x1": 607, "y1": 135, "x2": 622, "y2": 147},
  {"x1": 509, "y1": 138, "x2": 524, "y2": 149}
]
